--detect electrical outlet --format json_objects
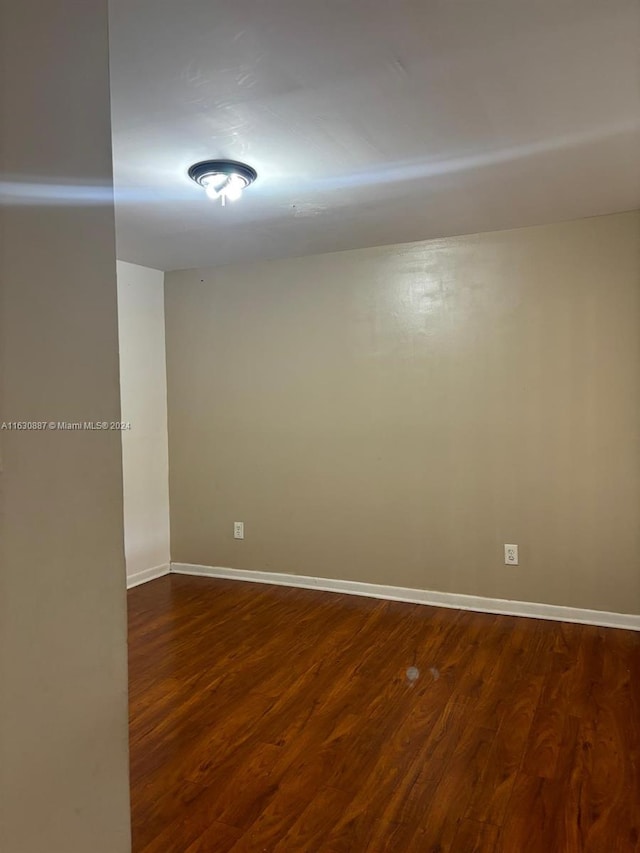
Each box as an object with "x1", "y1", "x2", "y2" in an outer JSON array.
[
  {"x1": 233, "y1": 521, "x2": 244, "y2": 540},
  {"x1": 504, "y1": 544, "x2": 518, "y2": 566}
]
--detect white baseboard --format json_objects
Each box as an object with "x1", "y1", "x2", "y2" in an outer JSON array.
[
  {"x1": 127, "y1": 563, "x2": 171, "y2": 589},
  {"x1": 170, "y1": 562, "x2": 640, "y2": 631}
]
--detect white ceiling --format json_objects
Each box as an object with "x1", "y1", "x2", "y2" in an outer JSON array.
[{"x1": 109, "y1": 0, "x2": 640, "y2": 272}]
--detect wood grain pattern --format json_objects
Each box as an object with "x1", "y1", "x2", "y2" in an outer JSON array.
[{"x1": 129, "y1": 575, "x2": 640, "y2": 852}]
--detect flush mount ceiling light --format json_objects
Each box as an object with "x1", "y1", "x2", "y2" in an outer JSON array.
[{"x1": 188, "y1": 159, "x2": 257, "y2": 206}]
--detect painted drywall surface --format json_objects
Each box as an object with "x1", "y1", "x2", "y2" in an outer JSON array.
[
  {"x1": 117, "y1": 261, "x2": 170, "y2": 579},
  {"x1": 165, "y1": 212, "x2": 640, "y2": 615},
  {"x1": 109, "y1": 0, "x2": 640, "y2": 271},
  {"x1": 0, "y1": 1, "x2": 131, "y2": 851}
]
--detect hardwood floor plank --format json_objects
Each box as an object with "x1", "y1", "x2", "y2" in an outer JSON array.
[
  {"x1": 321, "y1": 684, "x2": 456, "y2": 848},
  {"x1": 398, "y1": 724, "x2": 495, "y2": 850},
  {"x1": 497, "y1": 772, "x2": 555, "y2": 852},
  {"x1": 465, "y1": 673, "x2": 543, "y2": 825},
  {"x1": 451, "y1": 818, "x2": 501, "y2": 852},
  {"x1": 271, "y1": 786, "x2": 349, "y2": 851},
  {"x1": 182, "y1": 821, "x2": 242, "y2": 853}
]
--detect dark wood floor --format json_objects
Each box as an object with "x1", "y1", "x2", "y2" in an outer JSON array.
[{"x1": 129, "y1": 575, "x2": 640, "y2": 852}]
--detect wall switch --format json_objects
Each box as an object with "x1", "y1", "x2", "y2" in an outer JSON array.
[
  {"x1": 504, "y1": 544, "x2": 518, "y2": 565},
  {"x1": 233, "y1": 521, "x2": 244, "y2": 540}
]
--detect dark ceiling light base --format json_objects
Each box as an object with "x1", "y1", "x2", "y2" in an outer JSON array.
[
  {"x1": 188, "y1": 160, "x2": 257, "y2": 187},
  {"x1": 188, "y1": 160, "x2": 257, "y2": 204}
]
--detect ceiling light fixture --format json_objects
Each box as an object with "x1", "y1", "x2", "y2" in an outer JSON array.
[{"x1": 188, "y1": 160, "x2": 257, "y2": 206}]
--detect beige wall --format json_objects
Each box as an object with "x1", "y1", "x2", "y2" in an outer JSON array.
[
  {"x1": 165, "y1": 211, "x2": 640, "y2": 615},
  {"x1": 117, "y1": 261, "x2": 170, "y2": 583},
  {"x1": 0, "y1": 1, "x2": 131, "y2": 851}
]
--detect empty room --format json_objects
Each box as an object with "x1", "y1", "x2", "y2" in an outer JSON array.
[{"x1": 2, "y1": 0, "x2": 640, "y2": 852}]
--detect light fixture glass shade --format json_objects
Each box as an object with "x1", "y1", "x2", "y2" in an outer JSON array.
[
  {"x1": 202, "y1": 174, "x2": 230, "y2": 200},
  {"x1": 224, "y1": 175, "x2": 245, "y2": 202}
]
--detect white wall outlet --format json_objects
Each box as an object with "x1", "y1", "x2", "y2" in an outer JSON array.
[
  {"x1": 233, "y1": 521, "x2": 244, "y2": 540},
  {"x1": 504, "y1": 544, "x2": 518, "y2": 565}
]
